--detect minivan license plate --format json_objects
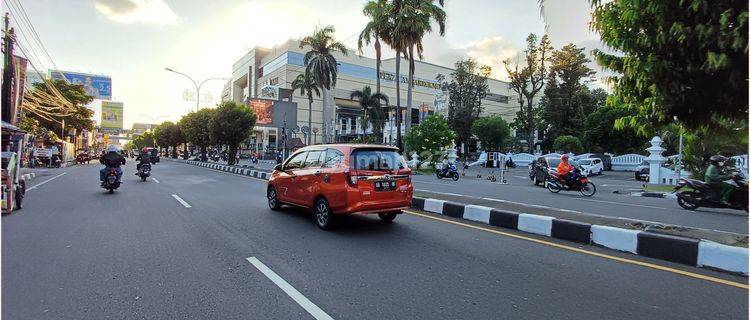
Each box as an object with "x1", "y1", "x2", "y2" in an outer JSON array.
[{"x1": 374, "y1": 180, "x2": 396, "y2": 191}]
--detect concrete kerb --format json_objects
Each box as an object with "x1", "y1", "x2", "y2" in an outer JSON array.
[
  {"x1": 411, "y1": 195, "x2": 748, "y2": 275},
  {"x1": 165, "y1": 158, "x2": 748, "y2": 275}
]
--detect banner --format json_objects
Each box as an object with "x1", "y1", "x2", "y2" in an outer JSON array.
[
  {"x1": 50, "y1": 70, "x2": 112, "y2": 100},
  {"x1": 101, "y1": 101, "x2": 124, "y2": 132},
  {"x1": 249, "y1": 99, "x2": 273, "y2": 125}
]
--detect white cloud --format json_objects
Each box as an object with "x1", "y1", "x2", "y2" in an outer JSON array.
[{"x1": 94, "y1": 0, "x2": 178, "y2": 25}]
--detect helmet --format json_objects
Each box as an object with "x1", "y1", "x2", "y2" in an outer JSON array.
[
  {"x1": 561, "y1": 154, "x2": 569, "y2": 161},
  {"x1": 107, "y1": 145, "x2": 118, "y2": 153},
  {"x1": 710, "y1": 155, "x2": 727, "y2": 166}
]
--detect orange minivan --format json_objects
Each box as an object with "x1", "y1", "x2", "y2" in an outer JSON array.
[{"x1": 267, "y1": 144, "x2": 413, "y2": 229}]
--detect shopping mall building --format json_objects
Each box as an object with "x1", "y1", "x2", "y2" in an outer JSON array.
[{"x1": 226, "y1": 38, "x2": 521, "y2": 154}]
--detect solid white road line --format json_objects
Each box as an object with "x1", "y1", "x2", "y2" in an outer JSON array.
[
  {"x1": 578, "y1": 198, "x2": 668, "y2": 210},
  {"x1": 152, "y1": 178, "x2": 160, "y2": 183},
  {"x1": 245, "y1": 257, "x2": 334, "y2": 320},
  {"x1": 171, "y1": 194, "x2": 192, "y2": 208},
  {"x1": 26, "y1": 172, "x2": 67, "y2": 191}
]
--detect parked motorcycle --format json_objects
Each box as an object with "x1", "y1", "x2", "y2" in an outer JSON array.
[
  {"x1": 102, "y1": 168, "x2": 121, "y2": 193},
  {"x1": 137, "y1": 163, "x2": 151, "y2": 182},
  {"x1": 546, "y1": 168, "x2": 596, "y2": 196},
  {"x1": 674, "y1": 173, "x2": 748, "y2": 212},
  {"x1": 50, "y1": 155, "x2": 62, "y2": 168},
  {"x1": 436, "y1": 162, "x2": 460, "y2": 181}
]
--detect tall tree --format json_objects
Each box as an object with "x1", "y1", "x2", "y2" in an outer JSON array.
[
  {"x1": 471, "y1": 115, "x2": 511, "y2": 151},
  {"x1": 178, "y1": 108, "x2": 216, "y2": 161},
  {"x1": 359, "y1": 0, "x2": 393, "y2": 95},
  {"x1": 582, "y1": 105, "x2": 642, "y2": 154},
  {"x1": 291, "y1": 73, "x2": 320, "y2": 145},
  {"x1": 392, "y1": 0, "x2": 446, "y2": 134},
  {"x1": 209, "y1": 101, "x2": 257, "y2": 166},
  {"x1": 404, "y1": 114, "x2": 455, "y2": 165},
  {"x1": 439, "y1": 58, "x2": 490, "y2": 156},
  {"x1": 504, "y1": 34, "x2": 553, "y2": 152},
  {"x1": 26, "y1": 80, "x2": 95, "y2": 136},
  {"x1": 350, "y1": 86, "x2": 389, "y2": 141},
  {"x1": 299, "y1": 25, "x2": 349, "y2": 143},
  {"x1": 539, "y1": 43, "x2": 595, "y2": 146},
  {"x1": 589, "y1": 0, "x2": 748, "y2": 131}
]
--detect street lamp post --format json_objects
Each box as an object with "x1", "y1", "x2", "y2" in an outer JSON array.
[{"x1": 165, "y1": 68, "x2": 227, "y2": 111}]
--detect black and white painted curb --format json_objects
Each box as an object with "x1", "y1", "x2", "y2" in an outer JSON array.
[
  {"x1": 630, "y1": 191, "x2": 678, "y2": 199},
  {"x1": 20, "y1": 172, "x2": 37, "y2": 183},
  {"x1": 412, "y1": 197, "x2": 748, "y2": 275},
  {"x1": 168, "y1": 158, "x2": 270, "y2": 180},
  {"x1": 167, "y1": 158, "x2": 747, "y2": 275}
]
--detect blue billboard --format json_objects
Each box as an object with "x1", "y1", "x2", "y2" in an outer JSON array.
[{"x1": 50, "y1": 70, "x2": 112, "y2": 100}]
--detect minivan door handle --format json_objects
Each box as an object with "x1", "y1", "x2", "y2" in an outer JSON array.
[{"x1": 314, "y1": 170, "x2": 321, "y2": 176}]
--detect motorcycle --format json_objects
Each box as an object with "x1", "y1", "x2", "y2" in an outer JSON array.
[
  {"x1": 545, "y1": 168, "x2": 596, "y2": 196},
  {"x1": 674, "y1": 173, "x2": 748, "y2": 212},
  {"x1": 505, "y1": 159, "x2": 517, "y2": 168},
  {"x1": 101, "y1": 167, "x2": 121, "y2": 193},
  {"x1": 49, "y1": 155, "x2": 62, "y2": 168},
  {"x1": 137, "y1": 163, "x2": 151, "y2": 182},
  {"x1": 436, "y1": 162, "x2": 460, "y2": 181}
]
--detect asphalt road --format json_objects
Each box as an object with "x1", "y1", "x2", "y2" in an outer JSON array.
[
  {"x1": 3, "y1": 161, "x2": 747, "y2": 319},
  {"x1": 411, "y1": 168, "x2": 749, "y2": 234}
]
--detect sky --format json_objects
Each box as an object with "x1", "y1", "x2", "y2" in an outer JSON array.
[{"x1": 7, "y1": 0, "x2": 604, "y2": 129}]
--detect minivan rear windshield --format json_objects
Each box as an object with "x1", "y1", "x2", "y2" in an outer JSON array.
[{"x1": 351, "y1": 149, "x2": 407, "y2": 171}]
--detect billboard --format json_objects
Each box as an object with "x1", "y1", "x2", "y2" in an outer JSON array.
[
  {"x1": 101, "y1": 101, "x2": 124, "y2": 132},
  {"x1": 50, "y1": 70, "x2": 112, "y2": 100},
  {"x1": 247, "y1": 98, "x2": 297, "y2": 128}
]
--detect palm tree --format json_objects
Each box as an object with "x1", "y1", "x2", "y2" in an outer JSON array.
[
  {"x1": 291, "y1": 73, "x2": 320, "y2": 145},
  {"x1": 392, "y1": 0, "x2": 446, "y2": 134},
  {"x1": 358, "y1": 0, "x2": 393, "y2": 95},
  {"x1": 299, "y1": 25, "x2": 349, "y2": 143},
  {"x1": 350, "y1": 86, "x2": 389, "y2": 142}
]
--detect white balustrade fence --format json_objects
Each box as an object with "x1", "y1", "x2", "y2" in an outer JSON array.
[{"x1": 611, "y1": 154, "x2": 646, "y2": 171}]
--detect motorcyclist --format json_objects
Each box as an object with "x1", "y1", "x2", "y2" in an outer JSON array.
[
  {"x1": 704, "y1": 155, "x2": 735, "y2": 205},
  {"x1": 99, "y1": 145, "x2": 126, "y2": 186},
  {"x1": 135, "y1": 148, "x2": 152, "y2": 173},
  {"x1": 557, "y1": 154, "x2": 574, "y2": 185}
]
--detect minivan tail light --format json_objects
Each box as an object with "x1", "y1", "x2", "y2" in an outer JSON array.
[{"x1": 345, "y1": 170, "x2": 358, "y2": 188}]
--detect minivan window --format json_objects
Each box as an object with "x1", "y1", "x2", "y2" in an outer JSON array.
[
  {"x1": 322, "y1": 149, "x2": 344, "y2": 168},
  {"x1": 351, "y1": 149, "x2": 406, "y2": 171},
  {"x1": 303, "y1": 150, "x2": 324, "y2": 168},
  {"x1": 284, "y1": 152, "x2": 307, "y2": 170}
]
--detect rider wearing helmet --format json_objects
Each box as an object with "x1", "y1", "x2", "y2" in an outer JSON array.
[
  {"x1": 705, "y1": 155, "x2": 734, "y2": 204},
  {"x1": 557, "y1": 154, "x2": 574, "y2": 185},
  {"x1": 99, "y1": 145, "x2": 126, "y2": 186},
  {"x1": 135, "y1": 148, "x2": 152, "y2": 172}
]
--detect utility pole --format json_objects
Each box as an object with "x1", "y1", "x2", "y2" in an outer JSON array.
[{"x1": 2, "y1": 13, "x2": 15, "y2": 123}]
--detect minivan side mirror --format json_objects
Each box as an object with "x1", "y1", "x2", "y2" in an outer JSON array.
[{"x1": 274, "y1": 164, "x2": 282, "y2": 171}]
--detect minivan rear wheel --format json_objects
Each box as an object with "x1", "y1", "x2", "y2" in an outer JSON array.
[{"x1": 314, "y1": 198, "x2": 334, "y2": 230}]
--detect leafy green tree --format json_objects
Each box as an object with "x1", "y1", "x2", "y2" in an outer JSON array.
[
  {"x1": 359, "y1": 0, "x2": 393, "y2": 95},
  {"x1": 471, "y1": 116, "x2": 511, "y2": 151},
  {"x1": 682, "y1": 117, "x2": 747, "y2": 178},
  {"x1": 350, "y1": 86, "x2": 389, "y2": 141},
  {"x1": 299, "y1": 25, "x2": 348, "y2": 143},
  {"x1": 291, "y1": 73, "x2": 320, "y2": 145},
  {"x1": 404, "y1": 115, "x2": 455, "y2": 165},
  {"x1": 553, "y1": 135, "x2": 583, "y2": 154},
  {"x1": 209, "y1": 101, "x2": 257, "y2": 166},
  {"x1": 28, "y1": 80, "x2": 95, "y2": 135},
  {"x1": 132, "y1": 132, "x2": 156, "y2": 151},
  {"x1": 539, "y1": 43, "x2": 596, "y2": 147},
  {"x1": 589, "y1": 0, "x2": 748, "y2": 131},
  {"x1": 504, "y1": 34, "x2": 553, "y2": 152},
  {"x1": 392, "y1": 0, "x2": 446, "y2": 133},
  {"x1": 582, "y1": 106, "x2": 642, "y2": 154},
  {"x1": 439, "y1": 58, "x2": 489, "y2": 156},
  {"x1": 178, "y1": 108, "x2": 216, "y2": 161},
  {"x1": 153, "y1": 121, "x2": 185, "y2": 158}
]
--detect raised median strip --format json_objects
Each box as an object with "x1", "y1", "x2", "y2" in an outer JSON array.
[
  {"x1": 166, "y1": 158, "x2": 747, "y2": 274},
  {"x1": 167, "y1": 158, "x2": 269, "y2": 180},
  {"x1": 410, "y1": 195, "x2": 748, "y2": 275}
]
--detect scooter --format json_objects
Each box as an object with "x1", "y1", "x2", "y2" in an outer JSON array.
[
  {"x1": 101, "y1": 168, "x2": 121, "y2": 193},
  {"x1": 137, "y1": 163, "x2": 151, "y2": 182},
  {"x1": 436, "y1": 162, "x2": 460, "y2": 181},
  {"x1": 674, "y1": 173, "x2": 748, "y2": 212},
  {"x1": 546, "y1": 168, "x2": 596, "y2": 196}
]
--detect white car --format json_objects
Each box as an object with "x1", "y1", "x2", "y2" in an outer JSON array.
[{"x1": 577, "y1": 158, "x2": 604, "y2": 176}]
